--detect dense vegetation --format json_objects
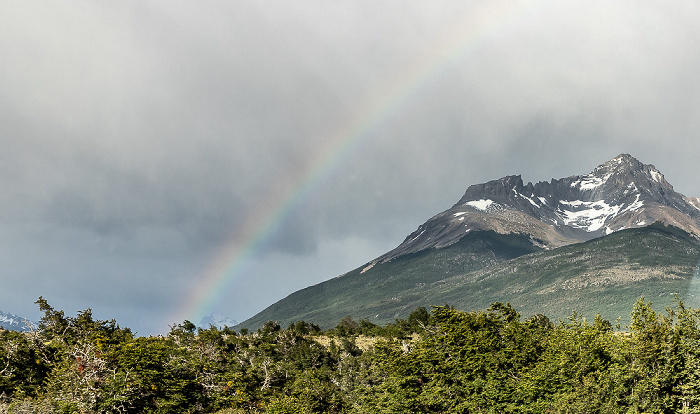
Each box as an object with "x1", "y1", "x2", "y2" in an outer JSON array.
[{"x1": 5, "y1": 297, "x2": 700, "y2": 412}]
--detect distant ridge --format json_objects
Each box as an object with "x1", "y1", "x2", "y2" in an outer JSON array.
[
  {"x1": 0, "y1": 310, "x2": 35, "y2": 332},
  {"x1": 238, "y1": 154, "x2": 700, "y2": 330},
  {"x1": 199, "y1": 313, "x2": 238, "y2": 330}
]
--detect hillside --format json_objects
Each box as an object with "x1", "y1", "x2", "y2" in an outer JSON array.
[
  {"x1": 239, "y1": 231, "x2": 541, "y2": 329},
  {"x1": 239, "y1": 224, "x2": 700, "y2": 329},
  {"x1": 411, "y1": 223, "x2": 700, "y2": 323}
]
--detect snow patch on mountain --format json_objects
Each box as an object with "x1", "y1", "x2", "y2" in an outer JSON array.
[
  {"x1": 556, "y1": 193, "x2": 645, "y2": 233},
  {"x1": 625, "y1": 194, "x2": 644, "y2": 212},
  {"x1": 0, "y1": 311, "x2": 35, "y2": 332},
  {"x1": 557, "y1": 200, "x2": 623, "y2": 232},
  {"x1": 466, "y1": 199, "x2": 494, "y2": 211},
  {"x1": 684, "y1": 197, "x2": 700, "y2": 211},
  {"x1": 522, "y1": 193, "x2": 541, "y2": 208},
  {"x1": 625, "y1": 182, "x2": 639, "y2": 195},
  {"x1": 571, "y1": 173, "x2": 610, "y2": 191},
  {"x1": 407, "y1": 228, "x2": 427, "y2": 243}
]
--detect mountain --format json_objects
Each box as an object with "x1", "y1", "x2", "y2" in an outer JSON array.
[
  {"x1": 238, "y1": 154, "x2": 700, "y2": 330},
  {"x1": 0, "y1": 310, "x2": 35, "y2": 332},
  {"x1": 199, "y1": 313, "x2": 238, "y2": 330},
  {"x1": 376, "y1": 154, "x2": 700, "y2": 262}
]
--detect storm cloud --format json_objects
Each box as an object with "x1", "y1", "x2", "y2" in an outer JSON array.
[{"x1": 2, "y1": 1, "x2": 700, "y2": 333}]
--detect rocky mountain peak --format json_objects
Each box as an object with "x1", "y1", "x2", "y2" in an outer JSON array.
[
  {"x1": 596, "y1": 153, "x2": 642, "y2": 173},
  {"x1": 376, "y1": 154, "x2": 700, "y2": 263},
  {"x1": 456, "y1": 175, "x2": 524, "y2": 206},
  {"x1": 579, "y1": 154, "x2": 671, "y2": 192}
]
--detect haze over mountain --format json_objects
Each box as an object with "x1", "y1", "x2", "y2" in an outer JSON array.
[
  {"x1": 199, "y1": 313, "x2": 239, "y2": 330},
  {"x1": 239, "y1": 154, "x2": 700, "y2": 329}
]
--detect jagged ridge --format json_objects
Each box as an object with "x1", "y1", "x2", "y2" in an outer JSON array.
[{"x1": 376, "y1": 154, "x2": 700, "y2": 263}]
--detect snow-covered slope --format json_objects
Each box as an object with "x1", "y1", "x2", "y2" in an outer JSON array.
[
  {"x1": 375, "y1": 154, "x2": 700, "y2": 263},
  {"x1": 0, "y1": 310, "x2": 35, "y2": 332}
]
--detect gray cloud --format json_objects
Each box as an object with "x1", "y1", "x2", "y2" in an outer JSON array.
[{"x1": 2, "y1": 1, "x2": 700, "y2": 333}]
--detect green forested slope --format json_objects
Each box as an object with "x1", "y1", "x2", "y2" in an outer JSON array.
[
  {"x1": 420, "y1": 223, "x2": 700, "y2": 324},
  {"x1": 238, "y1": 231, "x2": 541, "y2": 330},
  {"x1": 239, "y1": 224, "x2": 700, "y2": 330}
]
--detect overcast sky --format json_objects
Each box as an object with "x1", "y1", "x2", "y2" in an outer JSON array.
[{"x1": 2, "y1": 1, "x2": 700, "y2": 334}]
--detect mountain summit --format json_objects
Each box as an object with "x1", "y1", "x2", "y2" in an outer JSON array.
[
  {"x1": 238, "y1": 154, "x2": 700, "y2": 330},
  {"x1": 375, "y1": 154, "x2": 700, "y2": 263}
]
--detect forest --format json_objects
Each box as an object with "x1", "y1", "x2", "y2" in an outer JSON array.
[{"x1": 2, "y1": 296, "x2": 700, "y2": 413}]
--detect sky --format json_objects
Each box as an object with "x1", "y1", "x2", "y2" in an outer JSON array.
[{"x1": 2, "y1": 1, "x2": 700, "y2": 335}]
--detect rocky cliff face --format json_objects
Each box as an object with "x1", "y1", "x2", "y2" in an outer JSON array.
[{"x1": 375, "y1": 154, "x2": 700, "y2": 263}]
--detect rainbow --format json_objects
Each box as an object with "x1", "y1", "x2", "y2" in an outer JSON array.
[{"x1": 176, "y1": 1, "x2": 542, "y2": 327}]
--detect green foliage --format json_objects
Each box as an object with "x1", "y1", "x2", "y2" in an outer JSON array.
[
  {"x1": 10, "y1": 297, "x2": 700, "y2": 412},
  {"x1": 0, "y1": 329, "x2": 49, "y2": 400}
]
